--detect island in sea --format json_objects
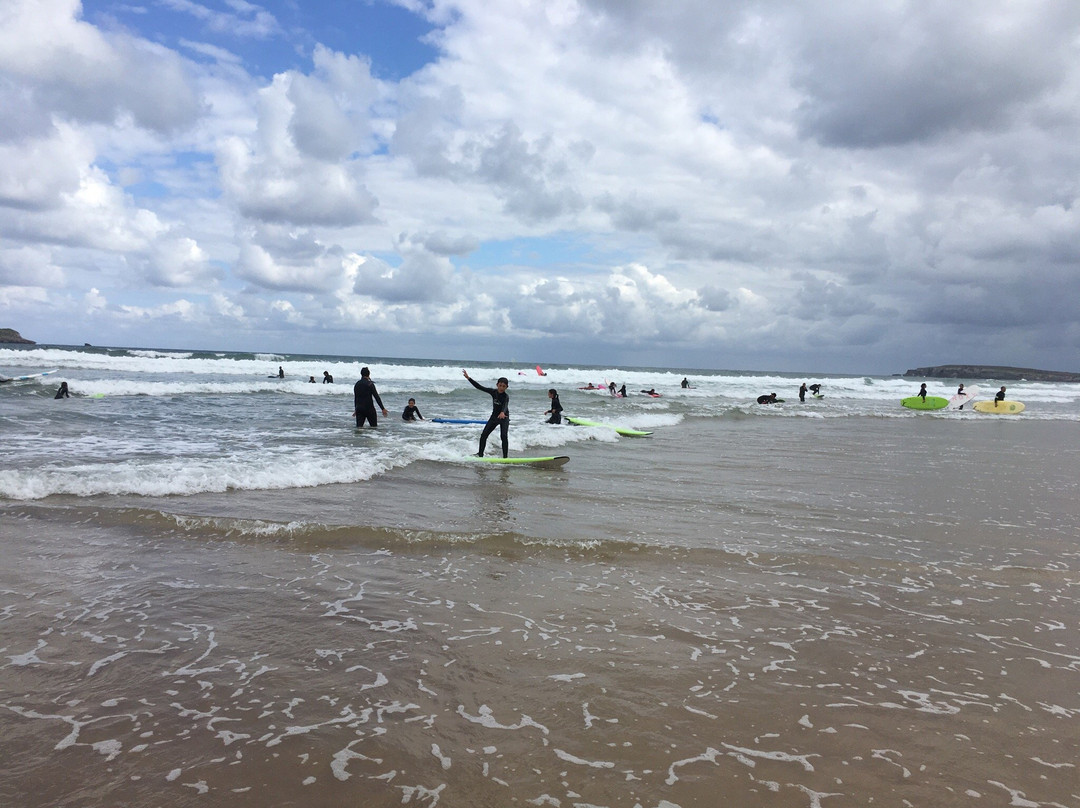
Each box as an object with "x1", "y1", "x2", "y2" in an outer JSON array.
[
  {"x1": 0, "y1": 328, "x2": 36, "y2": 345},
  {"x1": 903, "y1": 364, "x2": 1080, "y2": 382}
]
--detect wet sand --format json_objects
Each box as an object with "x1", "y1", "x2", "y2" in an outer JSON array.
[{"x1": 2, "y1": 417, "x2": 1079, "y2": 807}]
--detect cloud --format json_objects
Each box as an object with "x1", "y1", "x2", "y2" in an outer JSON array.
[
  {"x1": 158, "y1": 0, "x2": 280, "y2": 39},
  {"x1": 788, "y1": 1, "x2": 1080, "y2": 147},
  {"x1": 234, "y1": 236, "x2": 354, "y2": 293},
  {"x1": 352, "y1": 248, "x2": 455, "y2": 303},
  {"x1": 2, "y1": 0, "x2": 1079, "y2": 372},
  {"x1": 216, "y1": 48, "x2": 381, "y2": 226},
  {"x1": 0, "y1": 0, "x2": 203, "y2": 133},
  {"x1": 0, "y1": 245, "x2": 65, "y2": 287}
]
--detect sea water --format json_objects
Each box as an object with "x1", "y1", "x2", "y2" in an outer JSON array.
[{"x1": 2, "y1": 345, "x2": 1079, "y2": 807}]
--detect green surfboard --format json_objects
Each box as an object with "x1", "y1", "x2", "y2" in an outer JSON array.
[
  {"x1": 466, "y1": 455, "x2": 570, "y2": 469},
  {"x1": 565, "y1": 417, "x2": 652, "y2": 437},
  {"x1": 901, "y1": 396, "x2": 948, "y2": 410}
]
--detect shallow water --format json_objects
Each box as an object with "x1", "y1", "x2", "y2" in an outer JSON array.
[{"x1": 2, "y1": 347, "x2": 1079, "y2": 806}]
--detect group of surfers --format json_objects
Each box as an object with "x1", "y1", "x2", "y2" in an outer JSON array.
[
  {"x1": 916, "y1": 382, "x2": 1008, "y2": 406},
  {"x1": 756, "y1": 383, "x2": 822, "y2": 405}
]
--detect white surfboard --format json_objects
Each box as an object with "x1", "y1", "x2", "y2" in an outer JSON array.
[{"x1": 947, "y1": 385, "x2": 979, "y2": 410}]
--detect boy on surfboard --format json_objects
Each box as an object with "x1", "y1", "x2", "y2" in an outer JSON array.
[{"x1": 463, "y1": 370, "x2": 510, "y2": 458}]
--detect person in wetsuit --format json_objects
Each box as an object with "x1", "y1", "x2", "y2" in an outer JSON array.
[
  {"x1": 995, "y1": 386, "x2": 1007, "y2": 406},
  {"x1": 545, "y1": 389, "x2": 563, "y2": 424},
  {"x1": 54, "y1": 381, "x2": 70, "y2": 399},
  {"x1": 756, "y1": 393, "x2": 778, "y2": 404},
  {"x1": 402, "y1": 398, "x2": 423, "y2": 421},
  {"x1": 463, "y1": 369, "x2": 509, "y2": 457},
  {"x1": 808, "y1": 384, "x2": 822, "y2": 396},
  {"x1": 352, "y1": 367, "x2": 388, "y2": 427},
  {"x1": 917, "y1": 383, "x2": 928, "y2": 402},
  {"x1": 799, "y1": 382, "x2": 808, "y2": 402},
  {"x1": 323, "y1": 371, "x2": 334, "y2": 384}
]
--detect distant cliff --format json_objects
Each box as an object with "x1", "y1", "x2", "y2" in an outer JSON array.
[
  {"x1": 0, "y1": 328, "x2": 35, "y2": 344},
  {"x1": 903, "y1": 364, "x2": 1080, "y2": 382}
]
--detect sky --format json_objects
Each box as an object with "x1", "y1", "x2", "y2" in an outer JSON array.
[{"x1": 1, "y1": 0, "x2": 1079, "y2": 374}]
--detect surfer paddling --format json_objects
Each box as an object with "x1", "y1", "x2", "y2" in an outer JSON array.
[{"x1": 463, "y1": 369, "x2": 510, "y2": 458}]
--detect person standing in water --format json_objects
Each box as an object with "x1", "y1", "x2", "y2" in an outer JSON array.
[
  {"x1": 278, "y1": 366, "x2": 285, "y2": 379},
  {"x1": 463, "y1": 369, "x2": 509, "y2": 458},
  {"x1": 995, "y1": 386, "x2": 1007, "y2": 406},
  {"x1": 799, "y1": 382, "x2": 808, "y2": 402},
  {"x1": 917, "y1": 383, "x2": 928, "y2": 402},
  {"x1": 54, "y1": 382, "x2": 70, "y2": 399},
  {"x1": 545, "y1": 389, "x2": 563, "y2": 424},
  {"x1": 352, "y1": 367, "x2": 388, "y2": 427}
]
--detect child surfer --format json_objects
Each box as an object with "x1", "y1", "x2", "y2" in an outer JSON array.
[{"x1": 463, "y1": 369, "x2": 510, "y2": 458}]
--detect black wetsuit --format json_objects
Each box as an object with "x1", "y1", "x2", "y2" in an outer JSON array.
[
  {"x1": 402, "y1": 404, "x2": 423, "y2": 421},
  {"x1": 323, "y1": 373, "x2": 334, "y2": 384},
  {"x1": 546, "y1": 394, "x2": 563, "y2": 424},
  {"x1": 353, "y1": 377, "x2": 385, "y2": 427},
  {"x1": 799, "y1": 383, "x2": 807, "y2": 402},
  {"x1": 468, "y1": 377, "x2": 509, "y2": 457},
  {"x1": 54, "y1": 384, "x2": 69, "y2": 399}
]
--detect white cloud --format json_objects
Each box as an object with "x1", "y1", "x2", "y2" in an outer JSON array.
[
  {"x1": 1, "y1": 0, "x2": 1078, "y2": 371},
  {"x1": 0, "y1": 245, "x2": 65, "y2": 287},
  {"x1": 0, "y1": 0, "x2": 202, "y2": 133},
  {"x1": 215, "y1": 52, "x2": 382, "y2": 227}
]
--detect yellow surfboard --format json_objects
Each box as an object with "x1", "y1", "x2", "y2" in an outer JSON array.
[{"x1": 973, "y1": 400, "x2": 1025, "y2": 414}]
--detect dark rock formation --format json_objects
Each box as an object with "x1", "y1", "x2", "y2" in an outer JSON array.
[
  {"x1": 0, "y1": 328, "x2": 35, "y2": 344},
  {"x1": 903, "y1": 364, "x2": 1080, "y2": 382}
]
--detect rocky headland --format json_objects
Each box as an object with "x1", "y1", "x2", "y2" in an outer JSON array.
[
  {"x1": 0, "y1": 328, "x2": 36, "y2": 344},
  {"x1": 903, "y1": 364, "x2": 1080, "y2": 382}
]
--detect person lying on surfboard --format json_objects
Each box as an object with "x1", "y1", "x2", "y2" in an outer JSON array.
[{"x1": 463, "y1": 369, "x2": 510, "y2": 458}]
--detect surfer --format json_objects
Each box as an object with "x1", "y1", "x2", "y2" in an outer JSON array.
[
  {"x1": 641, "y1": 388, "x2": 657, "y2": 396},
  {"x1": 545, "y1": 389, "x2": 563, "y2": 424},
  {"x1": 681, "y1": 378, "x2": 690, "y2": 389},
  {"x1": 308, "y1": 376, "x2": 316, "y2": 383},
  {"x1": 917, "y1": 383, "x2": 928, "y2": 402},
  {"x1": 995, "y1": 386, "x2": 1006, "y2": 406},
  {"x1": 799, "y1": 382, "x2": 808, "y2": 402},
  {"x1": 463, "y1": 370, "x2": 510, "y2": 458},
  {"x1": 608, "y1": 381, "x2": 617, "y2": 396},
  {"x1": 618, "y1": 384, "x2": 627, "y2": 398},
  {"x1": 756, "y1": 393, "x2": 779, "y2": 404},
  {"x1": 352, "y1": 367, "x2": 388, "y2": 427},
  {"x1": 809, "y1": 383, "x2": 822, "y2": 396},
  {"x1": 278, "y1": 366, "x2": 285, "y2": 379},
  {"x1": 323, "y1": 371, "x2": 334, "y2": 384},
  {"x1": 54, "y1": 382, "x2": 70, "y2": 399},
  {"x1": 402, "y1": 398, "x2": 424, "y2": 421}
]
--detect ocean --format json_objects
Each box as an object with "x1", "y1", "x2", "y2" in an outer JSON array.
[{"x1": 2, "y1": 345, "x2": 1078, "y2": 807}]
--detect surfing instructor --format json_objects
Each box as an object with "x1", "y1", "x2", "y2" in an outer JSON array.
[
  {"x1": 463, "y1": 369, "x2": 510, "y2": 458},
  {"x1": 353, "y1": 367, "x2": 389, "y2": 427}
]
